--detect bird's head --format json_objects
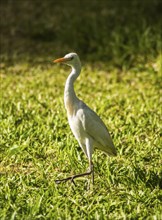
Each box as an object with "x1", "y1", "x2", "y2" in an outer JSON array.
[{"x1": 53, "y1": 52, "x2": 81, "y2": 68}]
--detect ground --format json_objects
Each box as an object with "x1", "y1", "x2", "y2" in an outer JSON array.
[{"x1": 0, "y1": 1, "x2": 162, "y2": 219}]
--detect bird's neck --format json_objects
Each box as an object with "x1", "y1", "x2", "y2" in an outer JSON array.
[{"x1": 64, "y1": 66, "x2": 81, "y2": 115}]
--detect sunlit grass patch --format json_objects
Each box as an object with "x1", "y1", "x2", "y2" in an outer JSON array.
[{"x1": 0, "y1": 55, "x2": 161, "y2": 219}]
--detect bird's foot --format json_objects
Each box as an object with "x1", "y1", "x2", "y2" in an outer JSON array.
[{"x1": 55, "y1": 170, "x2": 93, "y2": 185}]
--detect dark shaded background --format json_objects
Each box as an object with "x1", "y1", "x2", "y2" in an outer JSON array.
[{"x1": 0, "y1": 0, "x2": 161, "y2": 67}]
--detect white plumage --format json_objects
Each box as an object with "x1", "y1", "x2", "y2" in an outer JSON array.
[{"x1": 54, "y1": 52, "x2": 117, "y2": 184}]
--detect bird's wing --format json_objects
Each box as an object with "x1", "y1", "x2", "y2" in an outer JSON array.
[{"x1": 77, "y1": 101, "x2": 117, "y2": 156}]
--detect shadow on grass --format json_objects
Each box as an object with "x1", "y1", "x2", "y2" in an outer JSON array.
[
  {"x1": 0, "y1": 0, "x2": 161, "y2": 68},
  {"x1": 133, "y1": 165, "x2": 162, "y2": 190}
]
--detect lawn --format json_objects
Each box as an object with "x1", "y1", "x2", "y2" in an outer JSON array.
[{"x1": 0, "y1": 1, "x2": 162, "y2": 219}]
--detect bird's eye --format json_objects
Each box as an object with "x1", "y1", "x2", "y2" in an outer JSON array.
[{"x1": 70, "y1": 56, "x2": 74, "y2": 60}]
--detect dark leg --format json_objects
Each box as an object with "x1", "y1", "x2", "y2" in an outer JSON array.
[
  {"x1": 91, "y1": 162, "x2": 94, "y2": 185},
  {"x1": 55, "y1": 161, "x2": 94, "y2": 185}
]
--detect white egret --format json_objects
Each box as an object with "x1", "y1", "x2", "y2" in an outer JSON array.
[{"x1": 53, "y1": 52, "x2": 117, "y2": 184}]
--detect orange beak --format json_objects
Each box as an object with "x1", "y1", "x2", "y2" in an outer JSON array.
[{"x1": 53, "y1": 57, "x2": 70, "y2": 63}]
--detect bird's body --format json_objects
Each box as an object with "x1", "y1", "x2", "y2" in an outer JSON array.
[
  {"x1": 54, "y1": 52, "x2": 117, "y2": 184},
  {"x1": 67, "y1": 100, "x2": 116, "y2": 157}
]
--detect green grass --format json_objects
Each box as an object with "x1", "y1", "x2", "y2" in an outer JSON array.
[
  {"x1": 0, "y1": 54, "x2": 162, "y2": 219},
  {"x1": 0, "y1": 1, "x2": 162, "y2": 219}
]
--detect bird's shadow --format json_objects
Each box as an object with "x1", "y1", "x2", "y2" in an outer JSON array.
[{"x1": 133, "y1": 165, "x2": 162, "y2": 190}]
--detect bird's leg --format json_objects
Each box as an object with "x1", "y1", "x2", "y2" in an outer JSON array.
[
  {"x1": 55, "y1": 161, "x2": 94, "y2": 185},
  {"x1": 90, "y1": 161, "x2": 94, "y2": 185}
]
